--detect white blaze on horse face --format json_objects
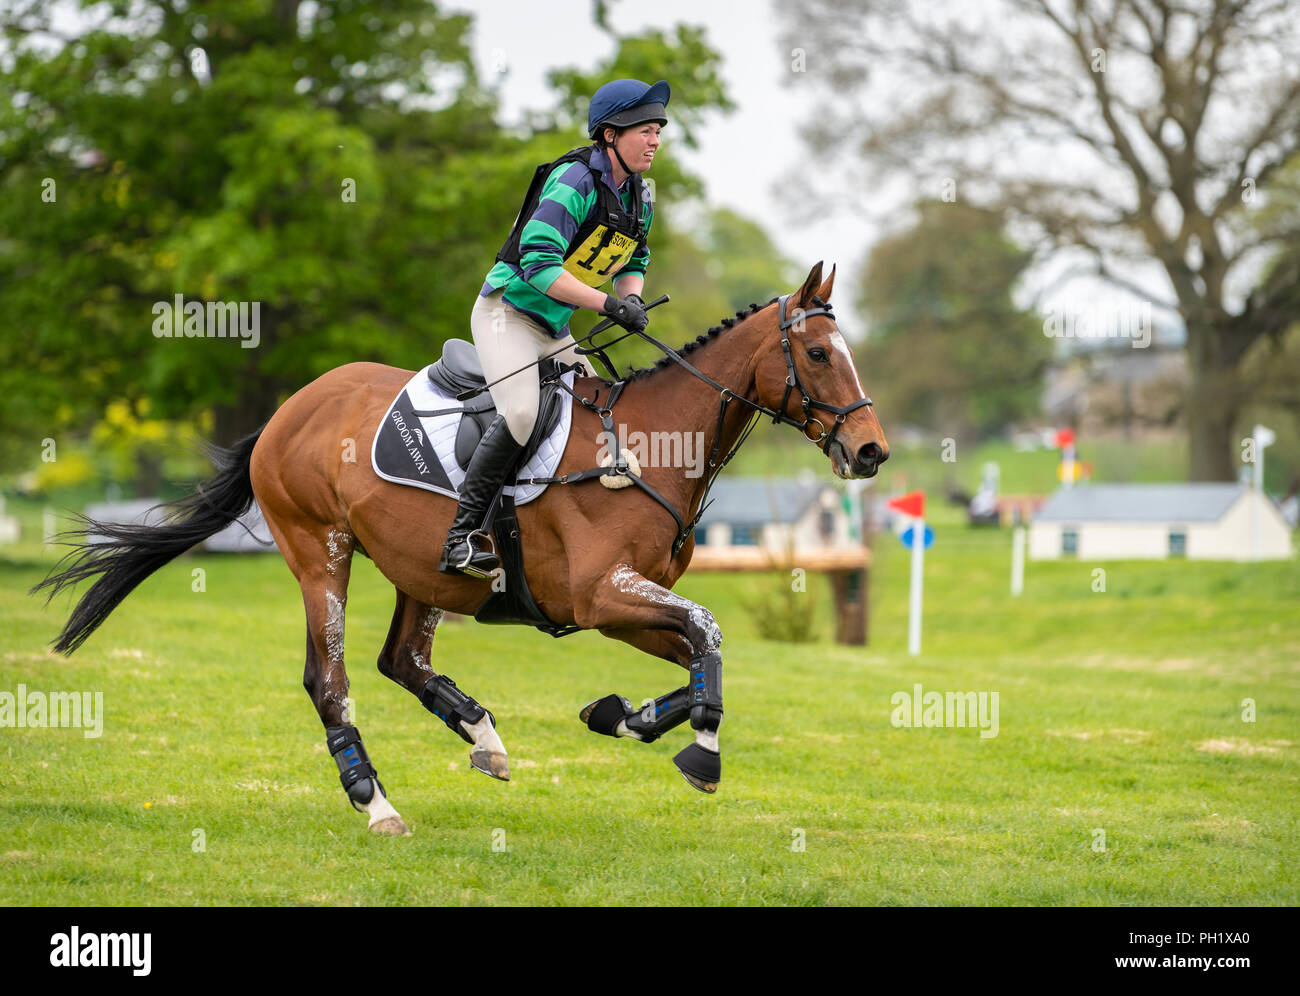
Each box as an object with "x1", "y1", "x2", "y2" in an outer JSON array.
[
  {"x1": 608, "y1": 565, "x2": 722, "y2": 653},
  {"x1": 828, "y1": 330, "x2": 866, "y2": 399}
]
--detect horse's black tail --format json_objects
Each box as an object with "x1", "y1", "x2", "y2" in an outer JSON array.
[{"x1": 31, "y1": 426, "x2": 266, "y2": 655}]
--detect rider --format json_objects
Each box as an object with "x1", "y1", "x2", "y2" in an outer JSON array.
[{"x1": 439, "y1": 78, "x2": 668, "y2": 577}]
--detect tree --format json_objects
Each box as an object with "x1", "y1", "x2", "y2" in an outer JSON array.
[
  {"x1": 1, "y1": 0, "x2": 497, "y2": 451},
  {"x1": 856, "y1": 200, "x2": 1050, "y2": 440},
  {"x1": 0, "y1": 2, "x2": 737, "y2": 470},
  {"x1": 703, "y1": 208, "x2": 800, "y2": 311},
  {"x1": 777, "y1": 0, "x2": 1300, "y2": 480}
]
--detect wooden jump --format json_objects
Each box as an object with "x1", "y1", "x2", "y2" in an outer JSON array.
[{"x1": 686, "y1": 545, "x2": 871, "y2": 645}]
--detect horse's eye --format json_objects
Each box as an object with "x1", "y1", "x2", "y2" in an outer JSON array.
[{"x1": 807, "y1": 347, "x2": 829, "y2": 364}]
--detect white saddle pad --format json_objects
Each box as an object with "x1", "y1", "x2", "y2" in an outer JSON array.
[{"x1": 370, "y1": 364, "x2": 575, "y2": 506}]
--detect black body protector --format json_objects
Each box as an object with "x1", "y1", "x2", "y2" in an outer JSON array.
[{"x1": 496, "y1": 146, "x2": 647, "y2": 290}]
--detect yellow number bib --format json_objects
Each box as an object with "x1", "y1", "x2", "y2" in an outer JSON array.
[{"x1": 563, "y1": 226, "x2": 639, "y2": 287}]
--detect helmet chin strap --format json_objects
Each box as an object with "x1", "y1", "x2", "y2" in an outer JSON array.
[{"x1": 606, "y1": 132, "x2": 637, "y2": 180}]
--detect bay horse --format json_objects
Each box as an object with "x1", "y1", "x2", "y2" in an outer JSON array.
[{"x1": 35, "y1": 262, "x2": 888, "y2": 835}]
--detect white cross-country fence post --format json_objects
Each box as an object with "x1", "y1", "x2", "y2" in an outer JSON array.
[
  {"x1": 1252, "y1": 424, "x2": 1275, "y2": 562},
  {"x1": 887, "y1": 490, "x2": 926, "y2": 657}
]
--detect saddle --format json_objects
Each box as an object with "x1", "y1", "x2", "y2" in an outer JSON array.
[{"x1": 426, "y1": 339, "x2": 568, "y2": 472}]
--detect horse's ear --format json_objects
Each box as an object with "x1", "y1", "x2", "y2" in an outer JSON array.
[
  {"x1": 796, "y1": 262, "x2": 824, "y2": 307},
  {"x1": 818, "y1": 263, "x2": 836, "y2": 301}
]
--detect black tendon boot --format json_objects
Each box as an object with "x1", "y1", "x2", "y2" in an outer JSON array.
[{"x1": 439, "y1": 413, "x2": 524, "y2": 577}]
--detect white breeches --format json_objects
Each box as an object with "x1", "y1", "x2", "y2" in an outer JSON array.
[{"x1": 470, "y1": 289, "x2": 585, "y2": 446}]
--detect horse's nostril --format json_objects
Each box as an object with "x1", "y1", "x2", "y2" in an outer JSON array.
[{"x1": 859, "y1": 442, "x2": 887, "y2": 466}]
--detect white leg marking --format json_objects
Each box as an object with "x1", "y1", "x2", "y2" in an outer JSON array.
[
  {"x1": 463, "y1": 712, "x2": 511, "y2": 780},
  {"x1": 695, "y1": 729, "x2": 719, "y2": 752},
  {"x1": 461, "y1": 713, "x2": 507, "y2": 756},
  {"x1": 608, "y1": 565, "x2": 722, "y2": 653},
  {"x1": 614, "y1": 718, "x2": 645, "y2": 741},
  {"x1": 358, "y1": 779, "x2": 406, "y2": 830}
]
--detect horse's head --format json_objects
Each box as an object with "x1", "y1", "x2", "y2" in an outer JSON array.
[{"x1": 754, "y1": 262, "x2": 889, "y2": 478}]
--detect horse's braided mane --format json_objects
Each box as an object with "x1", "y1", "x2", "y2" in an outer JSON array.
[{"x1": 622, "y1": 296, "x2": 779, "y2": 382}]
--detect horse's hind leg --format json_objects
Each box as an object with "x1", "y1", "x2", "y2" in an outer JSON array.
[
  {"x1": 376, "y1": 589, "x2": 510, "y2": 781},
  {"x1": 287, "y1": 524, "x2": 409, "y2": 835}
]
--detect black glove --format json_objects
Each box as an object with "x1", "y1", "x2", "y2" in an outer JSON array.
[{"x1": 602, "y1": 293, "x2": 649, "y2": 333}]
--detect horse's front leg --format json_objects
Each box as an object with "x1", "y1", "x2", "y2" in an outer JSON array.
[
  {"x1": 575, "y1": 564, "x2": 724, "y2": 793},
  {"x1": 582, "y1": 627, "x2": 691, "y2": 741}
]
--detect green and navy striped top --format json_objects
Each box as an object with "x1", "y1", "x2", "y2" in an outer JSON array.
[{"x1": 480, "y1": 144, "x2": 654, "y2": 338}]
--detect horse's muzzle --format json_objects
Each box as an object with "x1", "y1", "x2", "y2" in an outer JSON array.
[
  {"x1": 829, "y1": 439, "x2": 888, "y2": 479},
  {"x1": 852, "y1": 440, "x2": 888, "y2": 478}
]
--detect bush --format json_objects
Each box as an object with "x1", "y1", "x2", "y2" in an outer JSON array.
[{"x1": 737, "y1": 567, "x2": 820, "y2": 643}]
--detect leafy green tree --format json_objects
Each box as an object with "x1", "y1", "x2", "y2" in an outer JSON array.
[
  {"x1": 0, "y1": 1, "x2": 742, "y2": 472},
  {"x1": 855, "y1": 200, "x2": 1050, "y2": 441},
  {"x1": 1, "y1": 0, "x2": 499, "y2": 454}
]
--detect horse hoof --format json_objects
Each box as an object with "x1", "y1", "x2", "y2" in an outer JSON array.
[
  {"x1": 678, "y1": 771, "x2": 719, "y2": 794},
  {"x1": 470, "y1": 748, "x2": 510, "y2": 781},
  {"x1": 369, "y1": 815, "x2": 411, "y2": 836},
  {"x1": 673, "y1": 743, "x2": 720, "y2": 794},
  {"x1": 580, "y1": 694, "x2": 633, "y2": 738}
]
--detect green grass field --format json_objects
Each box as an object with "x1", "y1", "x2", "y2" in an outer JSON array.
[{"x1": 1, "y1": 495, "x2": 1297, "y2": 906}]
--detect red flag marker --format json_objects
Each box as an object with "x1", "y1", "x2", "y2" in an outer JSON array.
[{"x1": 887, "y1": 490, "x2": 925, "y2": 519}]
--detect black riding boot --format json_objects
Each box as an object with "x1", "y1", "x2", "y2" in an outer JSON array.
[{"x1": 438, "y1": 414, "x2": 523, "y2": 578}]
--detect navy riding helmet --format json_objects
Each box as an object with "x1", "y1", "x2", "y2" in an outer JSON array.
[{"x1": 587, "y1": 79, "x2": 671, "y2": 139}]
